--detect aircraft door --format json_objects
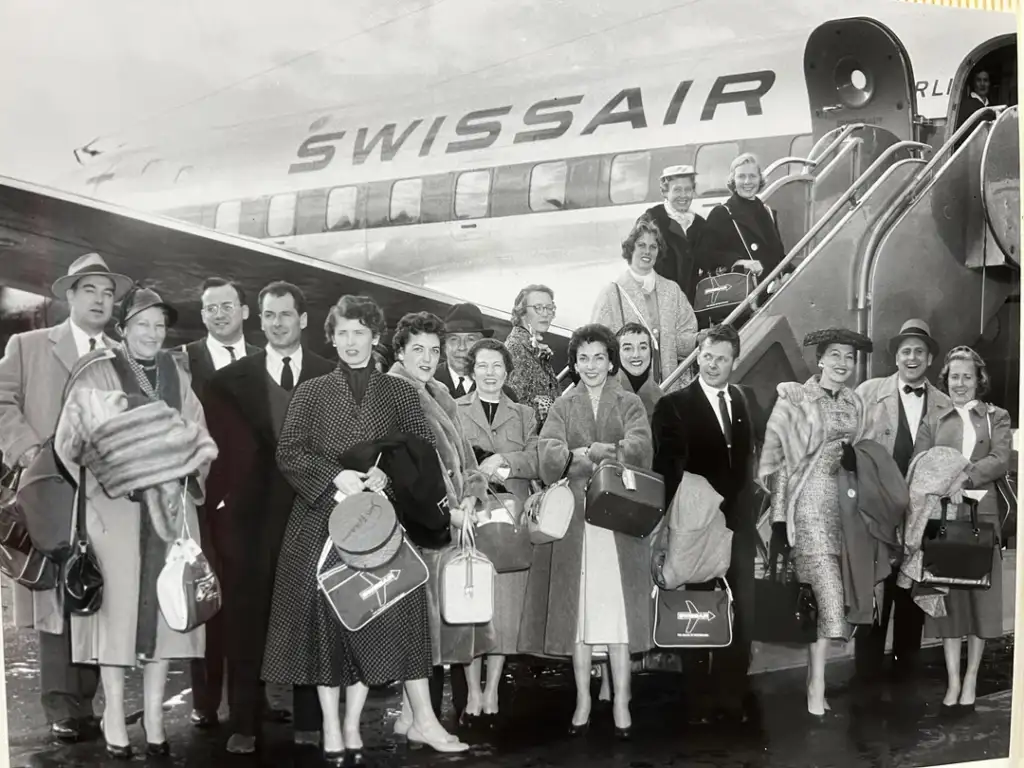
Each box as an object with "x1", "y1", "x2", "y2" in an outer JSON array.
[{"x1": 804, "y1": 18, "x2": 917, "y2": 144}]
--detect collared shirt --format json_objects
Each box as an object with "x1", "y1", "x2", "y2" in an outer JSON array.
[
  {"x1": 205, "y1": 335, "x2": 247, "y2": 371},
  {"x1": 970, "y1": 91, "x2": 989, "y2": 107},
  {"x1": 898, "y1": 377, "x2": 927, "y2": 441},
  {"x1": 955, "y1": 401, "x2": 979, "y2": 460},
  {"x1": 449, "y1": 365, "x2": 474, "y2": 395},
  {"x1": 69, "y1": 320, "x2": 106, "y2": 359},
  {"x1": 265, "y1": 345, "x2": 303, "y2": 388},
  {"x1": 698, "y1": 376, "x2": 732, "y2": 436}
]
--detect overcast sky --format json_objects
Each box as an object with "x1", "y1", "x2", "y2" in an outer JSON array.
[{"x1": 0, "y1": 0, "x2": 1014, "y2": 188}]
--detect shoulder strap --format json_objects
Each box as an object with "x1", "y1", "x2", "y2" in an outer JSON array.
[
  {"x1": 722, "y1": 203, "x2": 754, "y2": 262},
  {"x1": 613, "y1": 283, "x2": 659, "y2": 350}
]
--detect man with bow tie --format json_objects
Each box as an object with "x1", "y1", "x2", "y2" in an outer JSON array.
[{"x1": 854, "y1": 319, "x2": 952, "y2": 686}]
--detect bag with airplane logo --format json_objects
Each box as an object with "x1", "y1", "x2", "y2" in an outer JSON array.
[
  {"x1": 652, "y1": 577, "x2": 733, "y2": 649},
  {"x1": 693, "y1": 271, "x2": 757, "y2": 325},
  {"x1": 0, "y1": 465, "x2": 60, "y2": 591},
  {"x1": 315, "y1": 536, "x2": 429, "y2": 632}
]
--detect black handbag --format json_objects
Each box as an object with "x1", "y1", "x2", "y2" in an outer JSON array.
[
  {"x1": 0, "y1": 466, "x2": 60, "y2": 591},
  {"x1": 752, "y1": 540, "x2": 817, "y2": 645},
  {"x1": 920, "y1": 497, "x2": 996, "y2": 589},
  {"x1": 62, "y1": 466, "x2": 103, "y2": 616},
  {"x1": 652, "y1": 578, "x2": 734, "y2": 649}
]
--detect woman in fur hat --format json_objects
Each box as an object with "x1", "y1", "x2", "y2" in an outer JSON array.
[
  {"x1": 388, "y1": 312, "x2": 496, "y2": 733},
  {"x1": 55, "y1": 286, "x2": 218, "y2": 759},
  {"x1": 758, "y1": 328, "x2": 873, "y2": 719}
]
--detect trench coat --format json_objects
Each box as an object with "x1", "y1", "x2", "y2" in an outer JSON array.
[
  {"x1": 55, "y1": 354, "x2": 210, "y2": 666},
  {"x1": 517, "y1": 382, "x2": 654, "y2": 657},
  {"x1": 0, "y1": 321, "x2": 117, "y2": 634}
]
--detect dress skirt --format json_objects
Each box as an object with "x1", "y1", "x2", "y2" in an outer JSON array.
[
  {"x1": 491, "y1": 571, "x2": 530, "y2": 655},
  {"x1": 421, "y1": 547, "x2": 497, "y2": 665},
  {"x1": 925, "y1": 542, "x2": 1003, "y2": 640},
  {"x1": 576, "y1": 522, "x2": 629, "y2": 647}
]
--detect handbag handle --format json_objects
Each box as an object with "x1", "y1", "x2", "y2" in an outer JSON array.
[
  {"x1": 483, "y1": 485, "x2": 523, "y2": 528},
  {"x1": 939, "y1": 496, "x2": 980, "y2": 536},
  {"x1": 73, "y1": 465, "x2": 88, "y2": 555}
]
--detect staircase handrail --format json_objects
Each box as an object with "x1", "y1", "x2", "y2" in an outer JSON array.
[{"x1": 763, "y1": 156, "x2": 819, "y2": 178}]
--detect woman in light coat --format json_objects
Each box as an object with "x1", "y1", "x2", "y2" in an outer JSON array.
[
  {"x1": 55, "y1": 287, "x2": 217, "y2": 759},
  {"x1": 591, "y1": 218, "x2": 698, "y2": 391},
  {"x1": 914, "y1": 346, "x2": 1012, "y2": 712},
  {"x1": 456, "y1": 337, "x2": 540, "y2": 723},
  {"x1": 517, "y1": 323, "x2": 654, "y2": 739}
]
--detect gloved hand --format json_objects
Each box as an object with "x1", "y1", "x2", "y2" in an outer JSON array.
[
  {"x1": 840, "y1": 441, "x2": 857, "y2": 473},
  {"x1": 769, "y1": 521, "x2": 790, "y2": 560}
]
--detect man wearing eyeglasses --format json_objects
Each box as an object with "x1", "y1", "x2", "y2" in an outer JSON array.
[{"x1": 182, "y1": 277, "x2": 260, "y2": 731}]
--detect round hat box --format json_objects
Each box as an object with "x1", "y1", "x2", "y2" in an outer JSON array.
[{"x1": 328, "y1": 492, "x2": 403, "y2": 571}]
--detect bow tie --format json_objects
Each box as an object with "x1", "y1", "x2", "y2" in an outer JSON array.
[{"x1": 903, "y1": 385, "x2": 926, "y2": 397}]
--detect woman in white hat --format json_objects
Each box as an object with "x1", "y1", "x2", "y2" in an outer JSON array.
[{"x1": 640, "y1": 165, "x2": 708, "y2": 303}]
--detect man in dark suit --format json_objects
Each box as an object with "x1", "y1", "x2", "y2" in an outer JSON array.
[
  {"x1": 182, "y1": 277, "x2": 260, "y2": 729},
  {"x1": 203, "y1": 281, "x2": 334, "y2": 754},
  {"x1": 854, "y1": 319, "x2": 951, "y2": 685},
  {"x1": 435, "y1": 303, "x2": 517, "y2": 404},
  {"x1": 651, "y1": 324, "x2": 764, "y2": 724},
  {"x1": 643, "y1": 165, "x2": 707, "y2": 304}
]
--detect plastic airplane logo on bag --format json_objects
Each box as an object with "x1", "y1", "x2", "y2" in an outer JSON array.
[{"x1": 677, "y1": 601, "x2": 717, "y2": 635}]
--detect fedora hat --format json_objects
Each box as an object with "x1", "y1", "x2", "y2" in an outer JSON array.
[
  {"x1": 329, "y1": 493, "x2": 403, "y2": 571},
  {"x1": 444, "y1": 303, "x2": 494, "y2": 337},
  {"x1": 51, "y1": 253, "x2": 132, "y2": 300},
  {"x1": 888, "y1": 318, "x2": 939, "y2": 357},
  {"x1": 659, "y1": 164, "x2": 697, "y2": 181},
  {"x1": 118, "y1": 286, "x2": 179, "y2": 329}
]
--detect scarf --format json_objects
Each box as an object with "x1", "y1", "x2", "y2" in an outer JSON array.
[
  {"x1": 624, "y1": 367, "x2": 649, "y2": 394},
  {"x1": 387, "y1": 362, "x2": 486, "y2": 505},
  {"x1": 662, "y1": 201, "x2": 695, "y2": 233},
  {"x1": 627, "y1": 266, "x2": 657, "y2": 295}
]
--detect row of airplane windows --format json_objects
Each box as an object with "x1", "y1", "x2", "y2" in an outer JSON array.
[{"x1": 174, "y1": 134, "x2": 813, "y2": 239}]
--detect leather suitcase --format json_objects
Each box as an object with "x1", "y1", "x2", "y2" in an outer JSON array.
[
  {"x1": 693, "y1": 272, "x2": 755, "y2": 325},
  {"x1": 584, "y1": 460, "x2": 665, "y2": 538}
]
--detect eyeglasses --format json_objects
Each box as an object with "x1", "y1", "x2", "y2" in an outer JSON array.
[
  {"x1": 527, "y1": 304, "x2": 557, "y2": 315},
  {"x1": 202, "y1": 302, "x2": 239, "y2": 316}
]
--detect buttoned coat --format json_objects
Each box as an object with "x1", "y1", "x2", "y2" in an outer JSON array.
[
  {"x1": 0, "y1": 320, "x2": 116, "y2": 634},
  {"x1": 517, "y1": 383, "x2": 654, "y2": 657},
  {"x1": 455, "y1": 391, "x2": 539, "y2": 502},
  {"x1": 590, "y1": 271, "x2": 698, "y2": 392},
  {"x1": 856, "y1": 374, "x2": 951, "y2": 456}
]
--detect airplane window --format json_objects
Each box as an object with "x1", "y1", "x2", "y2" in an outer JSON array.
[
  {"x1": 327, "y1": 187, "x2": 358, "y2": 231},
  {"x1": 455, "y1": 170, "x2": 490, "y2": 220},
  {"x1": 214, "y1": 200, "x2": 241, "y2": 234},
  {"x1": 267, "y1": 193, "x2": 297, "y2": 238},
  {"x1": 529, "y1": 161, "x2": 567, "y2": 212},
  {"x1": 695, "y1": 142, "x2": 740, "y2": 195},
  {"x1": 610, "y1": 152, "x2": 652, "y2": 204},
  {"x1": 389, "y1": 178, "x2": 423, "y2": 225}
]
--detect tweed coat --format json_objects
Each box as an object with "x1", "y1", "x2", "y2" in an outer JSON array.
[
  {"x1": 855, "y1": 374, "x2": 951, "y2": 456},
  {"x1": 517, "y1": 383, "x2": 654, "y2": 657},
  {"x1": 0, "y1": 320, "x2": 117, "y2": 634},
  {"x1": 55, "y1": 352, "x2": 211, "y2": 666},
  {"x1": 590, "y1": 271, "x2": 698, "y2": 392},
  {"x1": 262, "y1": 366, "x2": 436, "y2": 686},
  {"x1": 504, "y1": 325, "x2": 563, "y2": 424}
]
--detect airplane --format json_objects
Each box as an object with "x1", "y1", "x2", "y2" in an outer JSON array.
[
  {"x1": 0, "y1": 0, "x2": 1016, "y2": 371},
  {"x1": 677, "y1": 602, "x2": 717, "y2": 635}
]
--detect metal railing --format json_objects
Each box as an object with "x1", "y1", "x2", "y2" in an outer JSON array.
[
  {"x1": 658, "y1": 138, "x2": 931, "y2": 391},
  {"x1": 808, "y1": 124, "x2": 867, "y2": 163},
  {"x1": 763, "y1": 156, "x2": 819, "y2": 179},
  {"x1": 854, "y1": 106, "x2": 1005, "y2": 345}
]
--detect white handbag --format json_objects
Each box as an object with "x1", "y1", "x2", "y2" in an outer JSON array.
[
  {"x1": 156, "y1": 487, "x2": 222, "y2": 633},
  {"x1": 524, "y1": 479, "x2": 574, "y2": 544},
  {"x1": 439, "y1": 522, "x2": 495, "y2": 625}
]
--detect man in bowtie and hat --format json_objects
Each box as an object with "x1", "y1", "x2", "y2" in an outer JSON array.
[
  {"x1": 639, "y1": 165, "x2": 708, "y2": 304},
  {"x1": 434, "y1": 303, "x2": 517, "y2": 403},
  {"x1": 853, "y1": 318, "x2": 951, "y2": 686},
  {"x1": 0, "y1": 252, "x2": 132, "y2": 743}
]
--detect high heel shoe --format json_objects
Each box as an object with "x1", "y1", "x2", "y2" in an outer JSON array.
[
  {"x1": 614, "y1": 726, "x2": 632, "y2": 741},
  {"x1": 346, "y1": 747, "x2": 366, "y2": 765},
  {"x1": 100, "y1": 719, "x2": 132, "y2": 760},
  {"x1": 567, "y1": 719, "x2": 590, "y2": 737},
  {"x1": 141, "y1": 723, "x2": 170, "y2": 756},
  {"x1": 322, "y1": 748, "x2": 346, "y2": 766},
  {"x1": 406, "y1": 725, "x2": 469, "y2": 753}
]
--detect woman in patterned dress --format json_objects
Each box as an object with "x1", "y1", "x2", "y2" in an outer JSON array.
[
  {"x1": 386, "y1": 312, "x2": 496, "y2": 730},
  {"x1": 262, "y1": 296, "x2": 467, "y2": 764},
  {"x1": 758, "y1": 328, "x2": 872, "y2": 718},
  {"x1": 456, "y1": 337, "x2": 541, "y2": 723},
  {"x1": 504, "y1": 284, "x2": 562, "y2": 428},
  {"x1": 915, "y1": 346, "x2": 1012, "y2": 712},
  {"x1": 518, "y1": 324, "x2": 654, "y2": 739}
]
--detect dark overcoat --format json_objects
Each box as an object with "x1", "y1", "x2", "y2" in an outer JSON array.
[{"x1": 517, "y1": 382, "x2": 654, "y2": 657}]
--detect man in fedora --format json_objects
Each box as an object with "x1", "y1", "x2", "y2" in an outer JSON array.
[
  {"x1": 640, "y1": 165, "x2": 708, "y2": 303},
  {"x1": 435, "y1": 303, "x2": 517, "y2": 403},
  {"x1": 202, "y1": 281, "x2": 333, "y2": 754},
  {"x1": 0, "y1": 252, "x2": 132, "y2": 742},
  {"x1": 854, "y1": 318, "x2": 951, "y2": 685}
]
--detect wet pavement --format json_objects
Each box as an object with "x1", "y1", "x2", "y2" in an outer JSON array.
[{"x1": 2, "y1": 613, "x2": 1015, "y2": 768}]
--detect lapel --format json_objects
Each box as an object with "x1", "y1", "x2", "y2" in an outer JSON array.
[
  {"x1": 875, "y1": 373, "x2": 901, "y2": 433},
  {"x1": 689, "y1": 379, "x2": 728, "y2": 452},
  {"x1": 491, "y1": 393, "x2": 516, "y2": 432},
  {"x1": 48, "y1": 320, "x2": 79, "y2": 373},
  {"x1": 224, "y1": 352, "x2": 274, "y2": 444},
  {"x1": 461, "y1": 391, "x2": 492, "y2": 438}
]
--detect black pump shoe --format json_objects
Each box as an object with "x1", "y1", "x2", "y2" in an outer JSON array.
[
  {"x1": 322, "y1": 748, "x2": 346, "y2": 766},
  {"x1": 346, "y1": 747, "x2": 366, "y2": 765},
  {"x1": 100, "y1": 720, "x2": 132, "y2": 760},
  {"x1": 614, "y1": 726, "x2": 632, "y2": 741},
  {"x1": 568, "y1": 719, "x2": 589, "y2": 736}
]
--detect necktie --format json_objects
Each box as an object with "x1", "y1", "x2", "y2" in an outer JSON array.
[
  {"x1": 453, "y1": 376, "x2": 466, "y2": 398},
  {"x1": 225, "y1": 346, "x2": 237, "y2": 361},
  {"x1": 88, "y1": 338, "x2": 96, "y2": 352},
  {"x1": 280, "y1": 357, "x2": 294, "y2": 391},
  {"x1": 903, "y1": 385, "x2": 925, "y2": 397},
  {"x1": 718, "y1": 391, "x2": 733, "y2": 451}
]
